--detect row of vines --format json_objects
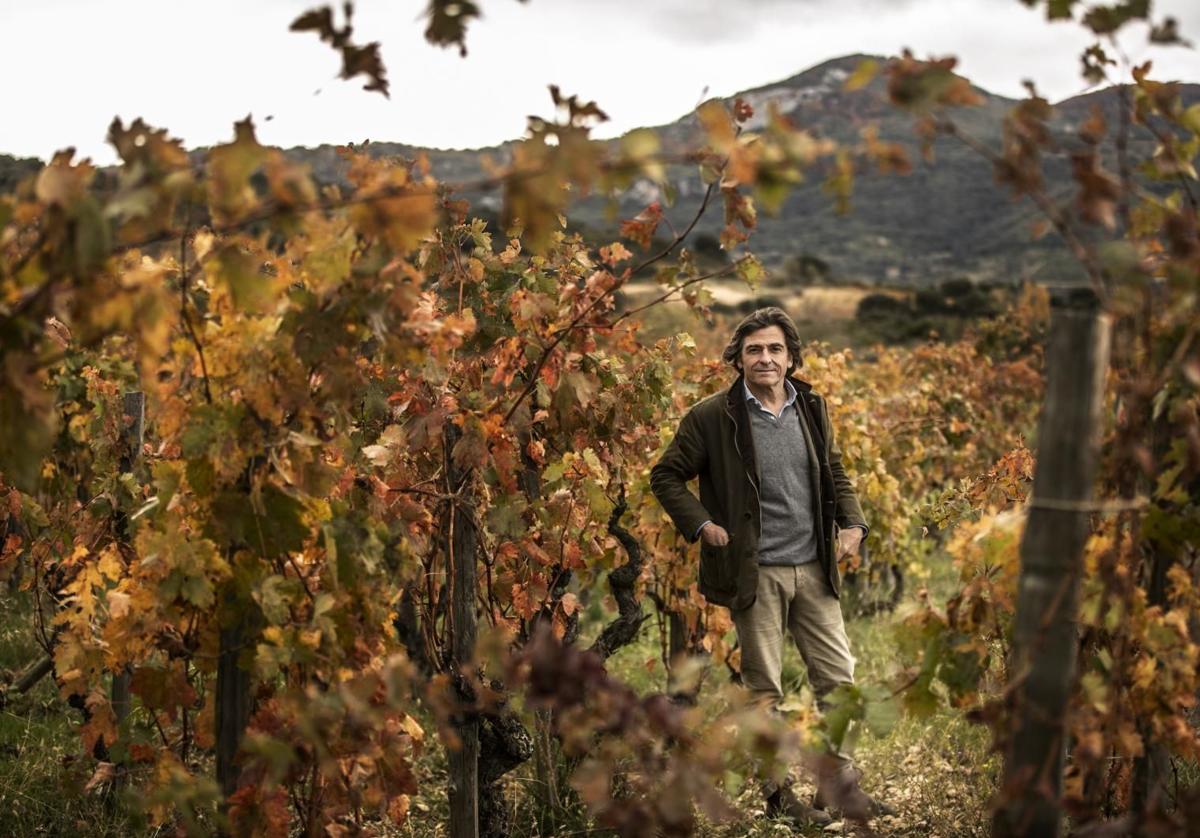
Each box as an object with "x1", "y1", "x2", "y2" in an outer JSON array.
[{"x1": 1, "y1": 1, "x2": 1199, "y2": 835}]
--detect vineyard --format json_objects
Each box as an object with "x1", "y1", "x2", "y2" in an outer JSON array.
[{"x1": 2, "y1": 2, "x2": 1199, "y2": 837}]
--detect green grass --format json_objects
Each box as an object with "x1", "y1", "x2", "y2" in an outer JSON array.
[
  {"x1": 0, "y1": 555, "x2": 997, "y2": 837},
  {"x1": 568, "y1": 552, "x2": 999, "y2": 837},
  {"x1": 0, "y1": 594, "x2": 142, "y2": 837}
]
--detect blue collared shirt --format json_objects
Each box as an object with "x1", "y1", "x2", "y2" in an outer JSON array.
[{"x1": 743, "y1": 379, "x2": 798, "y2": 420}]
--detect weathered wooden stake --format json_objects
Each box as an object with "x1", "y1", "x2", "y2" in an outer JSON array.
[
  {"x1": 994, "y1": 289, "x2": 1111, "y2": 838},
  {"x1": 667, "y1": 608, "x2": 697, "y2": 701},
  {"x1": 531, "y1": 709, "x2": 562, "y2": 834},
  {"x1": 111, "y1": 391, "x2": 144, "y2": 727},
  {"x1": 445, "y1": 424, "x2": 479, "y2": 838},
  {"x1": 216, "y1": 613, "x2": 252, "y2": 799}
]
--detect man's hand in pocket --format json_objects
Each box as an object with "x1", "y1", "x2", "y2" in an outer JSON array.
[
  {"x1": 700, "y1": 522, "x2": 730, "y2": 547},
  {"x1": 836, "y1": 526, "x2": 864, "y2": 560}
]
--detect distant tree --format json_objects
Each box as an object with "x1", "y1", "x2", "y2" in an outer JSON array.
[
  {"x1": 781, "y1": 252, "x2": 831, "y2": 286},
  {"x1": 0, "y1": 155, "x2": 41, "y2": 193},
  {"x1": 855, "y1": 292, "x2": 909, "y2": 320},
  {"x1": 914, "y1": 279, "x2": 996, "y2": 317},
  {"x1": 691, "y1": 231, "x2": 726, "y2": 262}
]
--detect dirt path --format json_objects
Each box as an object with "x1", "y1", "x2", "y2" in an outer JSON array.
[{"x1": 621, "y1": 281, "x2": 906, "y2": 323}]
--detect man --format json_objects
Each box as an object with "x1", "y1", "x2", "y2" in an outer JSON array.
[{"x1": 649, "y1": 307, "x2": 893, "y2": 829}]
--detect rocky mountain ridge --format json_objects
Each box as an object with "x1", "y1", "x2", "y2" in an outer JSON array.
[{"x1": 4, "y1": 54, "x2": 1196, "y2": 285}]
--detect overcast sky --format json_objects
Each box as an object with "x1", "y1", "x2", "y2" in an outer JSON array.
[{"x1": 2, "y1": 0, "x2": 1198, "y2": 164}]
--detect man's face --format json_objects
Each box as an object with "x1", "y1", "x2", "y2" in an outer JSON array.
[{"x1": 738, "y1": 325, "x2": 792, "y2": 388}]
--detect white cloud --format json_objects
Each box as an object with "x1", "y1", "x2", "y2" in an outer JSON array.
[{"x1": 1, "y1": 0, "x2": 1197, "y2": 164}]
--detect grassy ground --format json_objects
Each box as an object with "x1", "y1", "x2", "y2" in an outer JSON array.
[
  {"x1": 0, "y1": 552, "x2": 996, "y2": 837},
  {"x1": 590, "y1": 558, "x2": 999, "y2": 838},
  {"x1": 0, "y1": 597, "x2": 142, "y2": 836}
]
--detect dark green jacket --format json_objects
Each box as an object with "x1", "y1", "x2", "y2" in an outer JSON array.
[{"x1": 649, "y1": 374, "x2": 867, "y2": 610}]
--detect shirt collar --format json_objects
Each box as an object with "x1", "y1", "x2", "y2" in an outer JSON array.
[{"x1": 743, "y1": 378, "x2": 797, "y2": 415}]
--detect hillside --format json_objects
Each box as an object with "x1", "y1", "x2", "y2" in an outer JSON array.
[{"x1": 4, "y1": 54, "x2": 1196, "y2": 285}]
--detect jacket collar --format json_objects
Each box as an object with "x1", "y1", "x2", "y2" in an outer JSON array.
[{"x1": 723, "y1": 372, "x2": 819, "y2": 490}]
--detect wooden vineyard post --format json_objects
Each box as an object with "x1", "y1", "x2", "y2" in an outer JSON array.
[
  {"x1": 445, "y1": 423, "x2": 479, "y2": 838},
  {"x1": 215, "y1": 612, "x2": 252, "y2": 800},
  {"x1": 667, "y1": 608, "x2": 697, "y2": 702},
  {"x1": 215, "y1": 510, "x2": 254, "y2": 800},
  {"x1": 993, "y1": 289, "x2": 1111, "y2": 838},
  {"x1": 110, "y1": 391, "x2": 144, "y2": 728}
]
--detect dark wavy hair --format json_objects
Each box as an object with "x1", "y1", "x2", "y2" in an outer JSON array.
[{"x1": 721, "y1": 306, "x2": 803, "y2": 374}]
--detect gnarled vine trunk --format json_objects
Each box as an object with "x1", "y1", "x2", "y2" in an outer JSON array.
[{"x1": 445, "y1": 423, "x2": 480, "y2": 838}]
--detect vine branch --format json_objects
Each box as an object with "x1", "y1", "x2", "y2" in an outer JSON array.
[
  {"x1": 177, "y1": 210, "x2": 213, "y2": 405},
  {"x1": 498, "y1": 175, "x2": 723, "y2": 425},
  {"x1": 606, "y1": 255, "x2": 750, "y2": 329}
]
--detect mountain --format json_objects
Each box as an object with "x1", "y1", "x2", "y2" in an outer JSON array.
[
  {"x1": 554, "y1": 53, "x2": 1197, "y2": 286},
  {"x1": 4, "y1": 55, "x2": 1197, "y2": 286}
]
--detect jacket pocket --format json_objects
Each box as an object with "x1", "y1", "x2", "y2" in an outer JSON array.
[{"x1": 699, "y1": 541, "x2": 737, "y2": 593}]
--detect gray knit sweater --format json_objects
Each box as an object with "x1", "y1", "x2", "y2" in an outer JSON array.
[{"x1": 748, "y1": 401, "x2": 819, "y2": 566}]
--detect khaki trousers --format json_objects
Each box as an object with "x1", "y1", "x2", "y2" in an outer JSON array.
[
  {"x1": 733, "y1": 562, "x2": 856, "y2": 791},
  {"x1": 733, "y1": 562, "x2": 856, "y2": 705}
]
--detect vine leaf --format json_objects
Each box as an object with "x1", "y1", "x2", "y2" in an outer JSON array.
[
  {"x1": 424, "y1": 0, "x2": 529, "y2": 57},
  {"x1": 291, "y1": 3, "x2": 389, "y2": 97}
]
